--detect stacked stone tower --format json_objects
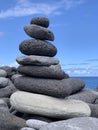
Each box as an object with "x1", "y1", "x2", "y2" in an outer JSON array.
[
  {"x1": 15, "y1": 17, "x2": 71, "y2": 98},
  {"x1": 10, "y1": 17, "x2": 90, "y2": 120}
]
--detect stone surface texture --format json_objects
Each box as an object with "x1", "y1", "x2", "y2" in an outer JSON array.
[
  {"x1": 17, "y1": 65, "x2": 64, "y2": 79},
  {"x1": 24, "y1": 24, "x2": 54, "y2": 41},
  {"x1": 39, "y1": 117, "x2": 98, "y2": 130},
  {"x1": 30, "y1": 17, "x2": 49, "y2": 28},
  {"x1": 16, "y1": 55, "x2": 59, "y2": 66},
  {"x1": 14, "y1": 76, "x2": 85, "y2": 98},
  {"x1": 19, "y1": 39, "x2": 57, "y2": 56},
  {"x1": 10, "y1": 91, "x2": 91, "y2": 119},
  {"x1": 26, "y1": 119, "x2": 48, "y2": 129},
  {"x1": 66, "y1": 88, "x2": 98, "y2": 103}
]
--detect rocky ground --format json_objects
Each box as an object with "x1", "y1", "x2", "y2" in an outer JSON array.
[{"x1": 0, "y1": 17, "x2": 98, "y2": 130}]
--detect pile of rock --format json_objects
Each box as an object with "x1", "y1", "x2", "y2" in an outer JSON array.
[
  {"x1": 7, "y1": 17, "x2": 94, "y2": 130},
  {"x1": 0, "y1": 69, "x2": 16, "y2": 98},
  {"x1": 0, "y1": 69, "x2": 26, "y2": 130},
  {"x1": 1, "y1": 17, "x2": 98, "y2": 130}
]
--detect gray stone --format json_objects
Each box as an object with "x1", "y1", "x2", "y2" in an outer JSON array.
[
  {"x1": 17, "y1": 65, "x2": 65, "y2": 79},
  {"x1": 1, "y1": 97, "x2": 10, "y2": 108},
  {"x1": 0, "y1": 79, "x2": 17, "y2": 98},
  {"x1": 24, "y1": 24, "x2": 54, "y2": 41},
  {"x1": 26, "y1": 119, "x2": 48, "y2": 129},
  {"x1": 0, "y1": 77, "x2": 9, "y2": 88},
  {"x1": 20, "y1": 128, "x2": 35, "y2": 130},
  {"x1": 14, "y1": 76, "x2": 85, "y2": 98},
  {"x1": 30, "y1": 17, "x2": 49, "y2": 28},
  {"x1": 0, "y1": 66, "x2": 17, "y2": 78},
  {"x1": 39, "y1": 117, "x2": 98, "y2": 130},
  {"x1": 16, "y1": 55, "x2": 59, "y2": 66},
  {"x1": 94, "y1": 98, "x2": 98, "y2": 104},
  {"x1": 88, "y1": 104, "x2": 98, "y2": 117},
  {"x1": 10, "y1": 91, "x2": 91, "y2": 119},
  {"x1": 63, "y1": 71, "x2": 69, "y2": 78},
  {"x1": 11, "y1": 74, "x2": 22, "y2": 83},
  {"x1": 0, "y1": 109, "x2": 26, "y2": 130},
  {"x1": 66, "y1": 88, "x2": 98, "y2": 103},
  {"x1": 19, "y1": 39, "x2": 57, "y2": 56},
  {"x1": 0, "y1": 99, "x2": 9, "y2": 112},
  {"x1": 0, "y1": 69, "x2": 7, "y2": 77}
]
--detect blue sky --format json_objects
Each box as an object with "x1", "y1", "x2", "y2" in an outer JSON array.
[{"x1": 0, "y1": 0, "x2": 98, "y2": 76}]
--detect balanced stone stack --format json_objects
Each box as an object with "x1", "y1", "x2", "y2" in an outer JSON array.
[{"x1": 10, "y1": 17, "x2": 91, "y2": 123}]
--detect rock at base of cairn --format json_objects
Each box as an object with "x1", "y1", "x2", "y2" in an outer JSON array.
[
  {"x1": 14, "y1": 76, "x2": 85, "y2": 98},
  {"x1": 10, "y1": 91, "x2": 91, "y2": 119}
]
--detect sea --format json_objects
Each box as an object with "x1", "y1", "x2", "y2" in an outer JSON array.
[{"x1": 72, "y1": 77, "x2": 98, "y2": 89}]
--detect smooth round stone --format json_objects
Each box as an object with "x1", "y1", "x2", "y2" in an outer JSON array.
[
  {"x1": 0, "y1": 77, "x2": 9, "y2": 88},
  {"x1": 10, "y1": 91, "x2": 91, "y2": 119},
  {"x1": 24, "y1": 24, "x2": 54, "y2": 41},
  {"x1": 26, "y1": 119, "x2": 48, "y2": 129},
  {"x1": 14, "y1": 76, "x2": 85, "y2": 98},
  {"x1": 66, "y1": 88, "x2": 98, "y2": 103},
  {"x1": 0, "y1": 69, "x2": 7, "y2": 77},
  {"x1": 20, "y1": 127, "x2": 35, "y2": 130},
  {"x1": 0, "y1": 79, "x2": 17, "y2": 98},
  {"x1": 17, "y1": 65, "x2": 65, "y2": 79},
  {"x1": 30, "y1": 17, "x2": 49, "y2": 28},
  {"x1": 0, "y1": 109, "x2": 26, "y2": 130},
  {"x1": 19, "y1": 39, "x2": 57, "y2": 57},
  {"x1": 16, "y1": 55, "x2": 59, "y2": 66},
  {"x1": 40, "y1": 117, "x2": 98, "y2": 130},
  {"x1": 0, "y1": 66, "x2": 17, "y2": 78}
]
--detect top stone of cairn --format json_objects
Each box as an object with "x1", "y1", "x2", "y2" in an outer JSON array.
[{"x1": 30, "y1": 17, "x2": 49, "y2": 28}]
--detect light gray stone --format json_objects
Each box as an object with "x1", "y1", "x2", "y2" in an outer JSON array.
[
  {"x1": 30, "y1": 17, "x2": 49, "y2": 28},
  {"x1": 14, "y1": 76, "x2": 85, "y2": 98},
  {"x1": 66, "y1": 88, "x2": 98, "y2": 103},
  {"x1": 16, "y1": 55, "x2": 59, "y2": 66},
  {"x1": 20, "y1": 127, "x2": 35, "y2": 130},
  {"x1": 0, "y1": 77, "x2": 9, "y2": 88},
  {"x1": 10, "y1": 91, "x2": 91, "y2": 119},
  {"x1": 26, "y1": 119, "x2": 48, "y2": 130},
  {"x1": 17, "y1": 65, "x2": 65, "y2": 79},
  {"x1": 19, "y1": 39, "x2": 57, "y2": 57},
  {"x1": 24, "y1": 24, "x2": 54, "y2": 41},
  {"x1": 40, "y1": 117, "x2": 98, "y2": 130},
  {"x1": 0, "y1": 69, "x2": 7, "y2": 77}
]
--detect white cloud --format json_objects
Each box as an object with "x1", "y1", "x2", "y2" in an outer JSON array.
[
  {"x1": 64, "y1": 67, "x2": 98, "y2": 76},
  {"x1": 0, "y1": 0, "x2": 84, "y2": 18},
  {"x1": 9, "y1": 61, "x2": 19, "y2": 67}
]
